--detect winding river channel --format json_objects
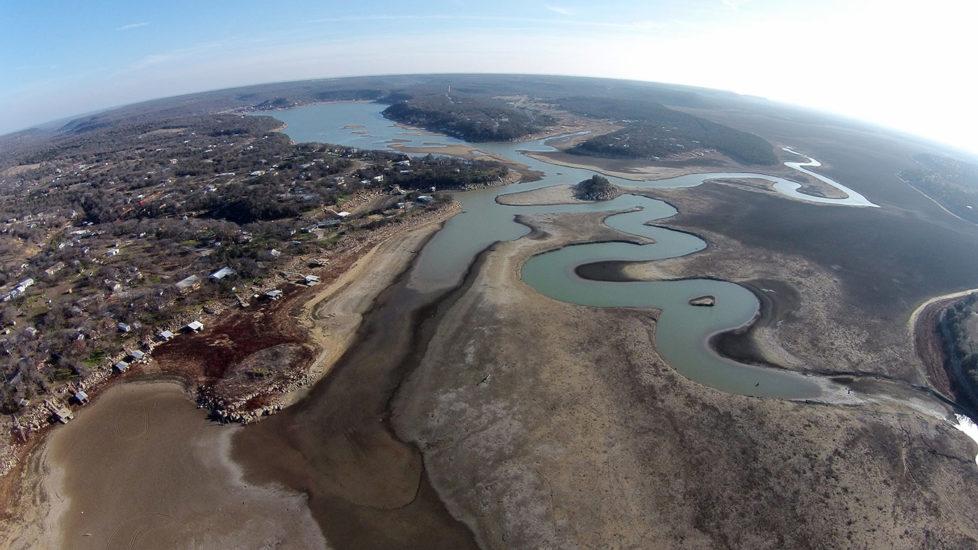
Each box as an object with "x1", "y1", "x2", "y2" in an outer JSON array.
[{"x1": 264, "y1": 102, "x2": 877, "y2": 400}]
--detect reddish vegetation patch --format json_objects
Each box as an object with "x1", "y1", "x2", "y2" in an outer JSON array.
[
  {"x1": 153, "y1": 286, "x2": 306, "y2": 386},
  {"x1": 150, "y1": 229, "x2": 385, "y2": 412},
  {"x1": 116, "y1": 205, "x2": 451, "y2": 418}
]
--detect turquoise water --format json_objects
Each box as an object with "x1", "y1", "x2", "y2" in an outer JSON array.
[{"x1": 259, "y1": 102, "x2": 874, "y2": 399}]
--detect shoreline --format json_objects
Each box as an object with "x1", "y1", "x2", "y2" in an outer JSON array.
[
  {"x1": 523, "y1": 150, "x2": 726, "y2": 181},
  {"x1": 277, "y1": 203, "x2": 459, "y2": 410},
  {"x1": 0, "y1": 201, "x2": 464, "y2": 543},
  {"x1": 909, "y1": 289, "x2": 978, "y2": 408}
]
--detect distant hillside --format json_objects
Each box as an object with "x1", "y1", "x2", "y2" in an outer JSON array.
[
  {"x1": 558, "y1": 96, "x2": 777, "y2": 165},
  {"x1": 900, "y1": 154, "x2": 978, "y2": 224},
  {"x1": 382, "y1": 93, "x2": 555, "y2": 142}
]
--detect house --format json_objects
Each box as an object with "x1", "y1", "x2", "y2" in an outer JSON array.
[
  {"x1": 106, "y1": 247, "x2": 121, "y2": 257},
  {"x1": 185, "y1": 320, "x2": 204, "y2": 333},
  {"x1": 5, "y1": 277, "x2": 35, "y2": 300},
  {"x1": 113, "y1": 360, "x2": 130, "y2": 373},
  {"x1": 46, "y1": 400, "x2": 73, "y2": 424},
  {"x1": 73, "y1": 389, "x2": 89, "y2": 405},
  {"x1": 157, "y1": 330, "x2": 174, "y2": 342},
  {"x1": 117, "y1": 322, "x2": 132, "y2": 333},
  {"x1": 128, "y1": 349, "x2": 146, "y2": 362},
  {"x1": 265, "y1": 289, "x2": 283, "y2": 301},
  {"x1": 303, "y1": 275, "x2": 320, "y2": 286},
  {"x1": 269, "y1": 248, "x2": 282, "y2": 258},
  {"x1": 44, "y1": 262, "x2": 65, "y2": 276},
  {"x1": 175, "y1": 274, "x2": 201, "y2": 293},
  {"x1": 209, "y1": 267, "x2": 235, "y2": 281}
]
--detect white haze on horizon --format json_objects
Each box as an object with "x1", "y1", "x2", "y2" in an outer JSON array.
[{"x1": 3, "y1": 1, "x2": 976, "y2": 156}]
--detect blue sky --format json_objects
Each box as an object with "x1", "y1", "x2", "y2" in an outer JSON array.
[{"x1": 2, "y1": 0, "x2": 976, "y2": 153}]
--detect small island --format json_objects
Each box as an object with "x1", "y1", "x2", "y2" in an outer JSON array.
[
  {"x1": 574, "y1": 174, "x2": 622, "y2": 201},
  {"x1": 689, "y1": 295, "x2": 716, "y2": 307}
]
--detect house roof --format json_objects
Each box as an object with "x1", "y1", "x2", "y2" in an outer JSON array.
[
  {"x1": 175, "y1": 274, "x2": 200, "y2": 289},
  {"x1": 209, "y1": 267, "x2": 235, "y2": 280}
]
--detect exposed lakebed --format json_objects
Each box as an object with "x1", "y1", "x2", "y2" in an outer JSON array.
[{"x1": 263, "y1": 101, "x2": 875, "y2": 398}]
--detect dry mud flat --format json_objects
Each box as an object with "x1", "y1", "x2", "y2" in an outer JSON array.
[
  {"x1": 394, "y1": 208, "x2": 978, "y2": 548},
  {"x1": 494, "y1": 184, "x2": 585, "y2": 206},
  {"x1": 624, "y1": 181, "x2": 978, "y2": 385},
  {"x1": 1, "y1": 382, "x2": 325, "y2": 550}
]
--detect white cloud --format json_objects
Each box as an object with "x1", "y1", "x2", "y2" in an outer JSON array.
[
  {"x1": 720, "y1": 0, "x2": 752, "y2": 9},
  {"x1": 116, "y1": 22, "x2": 149, "y2": 31},
  {"x1": 545, "y1": 4, "x2": 574, "y2": 16},
  {"x1": 129, "y1": 53, "x2": 176, "y2": 70},
  {"x1": 306, "y1": 14, "x2": 660, "y2": 32}
]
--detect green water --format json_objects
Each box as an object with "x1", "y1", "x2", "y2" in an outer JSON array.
[{"x1": 259, "y1": 102, "x2": 878, "y2": 399}]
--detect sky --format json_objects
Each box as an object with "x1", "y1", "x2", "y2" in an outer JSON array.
[{"x1": 1, "y1": 0, "x2": 976, "y2": 154}]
